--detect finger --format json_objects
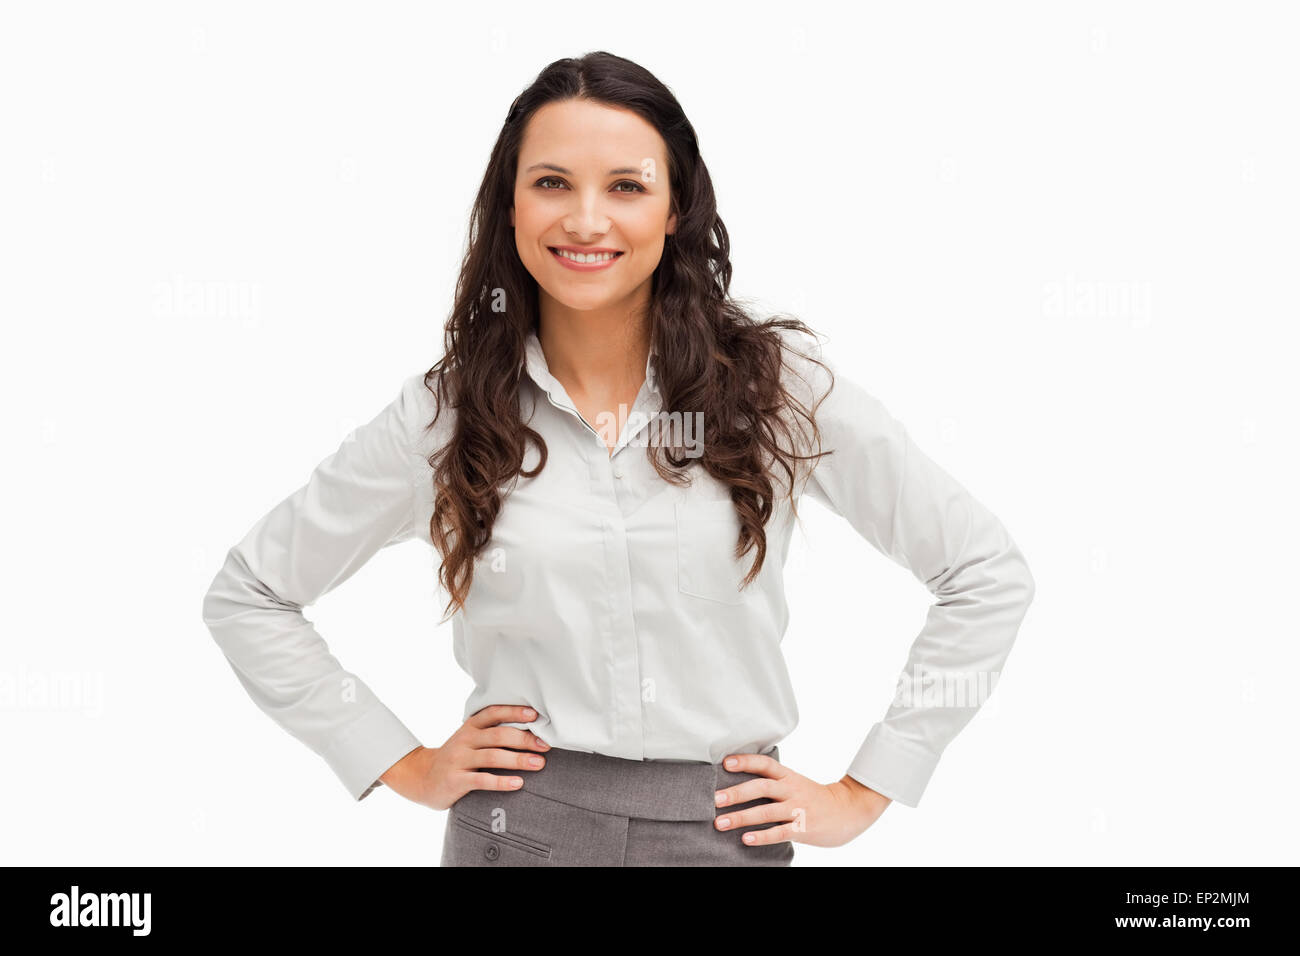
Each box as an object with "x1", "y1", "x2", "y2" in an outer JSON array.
[
  {"x1": 740, "y1": 820, "x2": 798, "y2": 847},
  {"x1": 714, "y1": 776, "x2": 780, "y2": 809},
  {"x1": 721, "y1": 752, "x2": 787, "y2": 778},
  {"x1": 467, "y1": 705, "x2": 537, "y2": 729},
  {"x1": 475, "y1": 725, "x2": 550, "y2": 752},
  {"x1": 715, "y1": 800, "x2": 789, "y2": 832},
  {"x1": 462, "y1": 747, "x2": 547, "y2": 773},
  {"x1": 464, "y1": 770, "x2": 526, "y2": 792}
]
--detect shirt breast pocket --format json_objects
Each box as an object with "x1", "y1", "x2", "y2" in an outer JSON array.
[{"x1": 674, "y1": 498, "x2": 750, "y2": 605}]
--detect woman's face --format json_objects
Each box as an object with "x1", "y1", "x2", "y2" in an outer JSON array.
[{"x1": 511, "y1": 98, "x2": 677, "y2": 314}]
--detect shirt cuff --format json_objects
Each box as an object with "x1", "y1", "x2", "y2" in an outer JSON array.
[
  {"x1": 320, "y1": 703, "x2": 423, "y2": 802},
  {"x1": 844, "y1": 723, "x2": 939, "y2": 808}
]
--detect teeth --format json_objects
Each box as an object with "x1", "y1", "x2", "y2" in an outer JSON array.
[{"x1": 553, "y1": 249, "x2": 619, "y2": 263}]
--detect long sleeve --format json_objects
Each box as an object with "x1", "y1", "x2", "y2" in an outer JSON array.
[
  {"x1": 785, "y1": 335, "x2": 1036, "y2": 807},
  {"x1": 201, "y1": 371, "x2": 441, "y2": 801}
]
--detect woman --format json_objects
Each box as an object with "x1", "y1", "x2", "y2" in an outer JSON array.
[{"x1": 201, "y1": 51, "x2": 1035, "y2": 867}]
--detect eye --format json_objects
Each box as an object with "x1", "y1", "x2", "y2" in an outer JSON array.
[{"x1": 532, "y1": 176, "x2": 647, "y2": 194}]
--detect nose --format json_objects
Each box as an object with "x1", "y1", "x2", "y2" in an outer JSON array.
[{"x1": 562, "y1": 190, "x2": 611, "y2": 241}]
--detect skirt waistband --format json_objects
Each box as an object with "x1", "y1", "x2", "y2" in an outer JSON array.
[{"x1": 479, "y1": 745, "x2": 782, "y2": 821}]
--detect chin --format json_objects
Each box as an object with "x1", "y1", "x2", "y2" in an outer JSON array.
[{"x1": 545, "y1": 288, "x2": 624, "y2": 312}]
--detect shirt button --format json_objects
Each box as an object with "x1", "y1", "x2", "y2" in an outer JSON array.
[
  {"x1": 484, "y1": 843, "x2": 500, "y2": 861},
  {"x1": 612, "y1": 466, "x2": 624, "y2": 479}
]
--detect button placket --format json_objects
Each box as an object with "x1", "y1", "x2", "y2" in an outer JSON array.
[
  {"x1": 517, "y1": 330, "x2": 657, "y2": 760},
  {"x1": 600, "y1": 512, "x2": 645, "y2": 759}
]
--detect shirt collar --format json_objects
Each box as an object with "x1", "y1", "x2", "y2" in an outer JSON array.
[{"x1": 523, "y1": 328, "x2": 660, "y2": 399}]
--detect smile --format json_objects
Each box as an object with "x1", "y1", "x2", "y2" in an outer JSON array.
[{"x1": 549, "y1": 247, "x2": 624, "y2": 271}]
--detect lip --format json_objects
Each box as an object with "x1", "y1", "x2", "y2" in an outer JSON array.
[{"x1": 548, "y1": 246, "x2": 624, "y2": 272}]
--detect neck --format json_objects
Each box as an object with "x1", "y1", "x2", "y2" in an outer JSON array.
[{"x1": 536, "y1": 288, "x2": 652, "y2": 399}]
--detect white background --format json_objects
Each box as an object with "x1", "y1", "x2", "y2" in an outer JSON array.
[{"x1": 2, "y1": 1, "x2": 1296, "y2": 866}]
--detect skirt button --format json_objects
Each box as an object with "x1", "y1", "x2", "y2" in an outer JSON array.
[{"x1": 484, "y1": 843, "x2": 500, "y2": 861}]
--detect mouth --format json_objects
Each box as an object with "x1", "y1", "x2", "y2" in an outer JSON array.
[{"x1": 548, "y1": 246, "x2": 624, "y2": 272}]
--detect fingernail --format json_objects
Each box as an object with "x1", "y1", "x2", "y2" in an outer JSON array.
[
  {"x1": 510, "y1": 778, "x2": 523, "y2": 787},
  {"x1": 717, "y1": 817, "x2": 730, "y2": 829},
  {"x1": 523, "y1": 708, "x2": 537, "y2": 719},
  {"x1": 715, "y1": 791, "x2": 728, "y2": 806},
  {"x1": 743, "y1": 833, "x2": 756, "y2": 844},
  {"x1": 528, "y1": 756, "x2": 543, "y2": 767},
  {"x1": 725, "y1": 757, "x2": 737, "y2": 769}
]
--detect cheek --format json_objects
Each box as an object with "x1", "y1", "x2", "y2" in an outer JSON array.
[
  {"x1": 629, "y1": 230, "x2": 666, "y2": 268},
  {"x1": 628, "y1": 206, "x2": 671, "y2": 253},
  {"x1": 513, "y1": 216, "x2": 545, "y2": 266},
  {"x1": 512, "y1": 195, "x2": 543, "y2": 240}
]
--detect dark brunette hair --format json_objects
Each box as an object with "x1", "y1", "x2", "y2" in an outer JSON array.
[{"x1": 422, "y1": 51, "x2": 833, "y2": 619}]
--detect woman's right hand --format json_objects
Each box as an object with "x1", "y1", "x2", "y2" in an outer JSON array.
[{"x1": 378, "y1": 705, "x2": 549, "y2": 810}]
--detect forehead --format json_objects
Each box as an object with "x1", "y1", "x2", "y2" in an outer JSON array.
[{"x1": 518, "y1": 99, "x2": 667, "y2": 170}]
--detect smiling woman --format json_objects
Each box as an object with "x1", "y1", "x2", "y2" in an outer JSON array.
[
  {"x1": 513, "y1": 100, "x2": 674, "y2": 297},
  {"x1": 201, "y1": 50, "x2": 1035, "y2": 868}
]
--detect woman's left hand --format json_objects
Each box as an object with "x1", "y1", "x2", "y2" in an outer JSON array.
[{"x1": 713, "y1": 752, "x2": 892, "y2": 848}]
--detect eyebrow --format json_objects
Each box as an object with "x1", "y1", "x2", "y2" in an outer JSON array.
[{"x1": 524, "y1": 162, "x2": 644, "y2": 176}]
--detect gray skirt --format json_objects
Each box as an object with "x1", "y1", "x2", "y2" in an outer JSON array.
[{"x1": 439, "y1": 745, "x2": 795, "y2": 867}]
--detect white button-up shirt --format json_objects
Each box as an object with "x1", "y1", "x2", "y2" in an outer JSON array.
[{"x1": 201, "y1": 329, "x2": 1035, "y2": 807}]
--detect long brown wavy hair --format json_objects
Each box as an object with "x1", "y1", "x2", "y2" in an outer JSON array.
[{"x1": 422, "y1": 51, "x2": 834, "y2": 620}]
